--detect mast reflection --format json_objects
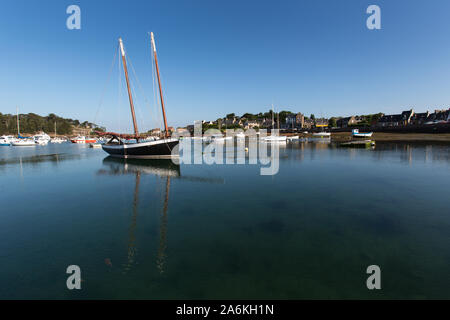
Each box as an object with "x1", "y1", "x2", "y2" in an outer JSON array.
[
  {"x1": 99, "y1": 157, "x2": 179, "y2": 274},
  {"x1": 157, "y1": 175, "x2": 170, "y2": 274}
]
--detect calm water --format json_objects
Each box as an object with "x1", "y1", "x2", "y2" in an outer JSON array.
[{"x1": 0, "y1": 140, "x2": 449, "y2": 299}]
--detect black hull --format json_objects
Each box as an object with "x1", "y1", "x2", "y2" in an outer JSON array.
[{"x1": 102, "y1": 139, "x2": 179, "y2": 159}]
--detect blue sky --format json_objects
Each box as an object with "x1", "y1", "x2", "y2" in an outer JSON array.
[{"x1": 1, "y1": 0, "x2": 450, "y2": 132}]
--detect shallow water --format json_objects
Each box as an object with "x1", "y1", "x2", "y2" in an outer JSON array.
[{"x1": 0, "y1": 140, "x2": 449, "y2": 299}]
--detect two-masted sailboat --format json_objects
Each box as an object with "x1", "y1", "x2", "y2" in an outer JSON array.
[{"x1": 101, "y1": 33, "x2": 179, "y2": 159}]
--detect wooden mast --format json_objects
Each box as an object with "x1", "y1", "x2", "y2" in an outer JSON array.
[
  {"x1": 119, "y1": 38, "x2": 140, "y2": 139},
  {"x1": 150, "y1": 32, "x2": 169, "y2": 138},
  {"x1": 16, "y1": 106, "x2": 20, "y2": 136}
]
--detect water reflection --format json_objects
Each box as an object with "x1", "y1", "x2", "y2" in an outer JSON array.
[
  {"x1": 283, "y1": 140, "x2": 450, "y2": 165},
  {"x1": 0, "y1": 153, "x2": 81, "y2": 166},
  {"x1": 98, "y1": 157, "x2": 178, "y2": 274}
]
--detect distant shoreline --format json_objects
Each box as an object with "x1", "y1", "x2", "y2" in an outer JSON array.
[{"x1": 330, "y1": 132, "x2": 450, "y2": 143}]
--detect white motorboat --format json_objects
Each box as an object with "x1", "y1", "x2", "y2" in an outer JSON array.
[
  {"x1": 312, "y1": 132, "x2": 331, "y2": 137},
  {"x1": 33, "y1": 132, "x2": 51, "y2": 144},
  {"x1": 0, "y1": 135, "x2": 15, "y2": 146},
  {"x1": 287, "y1": 135, "x2": 299, "y2": 141},
  {"x1": 211, "y1": 135, "x2": 232, "y2": 143},
  {"x1": 50, "y1": 137, "x2": 66, "y2": 143},
  {"x1": 35, "y1": 137, "x2": 49, "y2": 145},
  {"x1": 352, "y1": 129, "x2": 373, "y2": 138},
  {"x1": 71, "y1": 136, "x2": 97, "y2": 144},
  {"x1": 262, "y1": 135, "x2": 287, "y2": 142}
]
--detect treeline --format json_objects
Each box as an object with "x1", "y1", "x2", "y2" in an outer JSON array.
[{"x1": 0, "y1": 112, "x2": 100, "y2": 135}]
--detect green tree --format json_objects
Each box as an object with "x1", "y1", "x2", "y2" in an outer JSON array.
[{"x1": 328, "y1": 117, "x2": 337, "y2": 128}]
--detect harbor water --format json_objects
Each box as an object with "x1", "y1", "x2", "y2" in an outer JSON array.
[{"x1": 0, "y1": 140, "x2": 449, "y2": 299}]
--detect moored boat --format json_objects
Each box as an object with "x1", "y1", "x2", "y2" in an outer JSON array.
[
  {"x1": 33, "y1": 132, "x2": 51, "y2": 145},
  {"x1": 0, "y1": 135, "x2": 14, "y2": 146},
  {"x1": 89, "y1": 143, "x2": 102, "y2": 148},
  {"x1": 71, "y1": 136, "x2": 97, "y2": 144},
  {"x1": 10, "y1": 107, "x2": 36, "y2": 146},
  {"x1": 340, "y1": 140, "x2": 375, "y2": 148},
  {"x1": 262, "y1": 135, "x2": 287, "y2": 142},
  {"x1": 50, "y1": 137, "x2": 66, "y2": 143},
  {"x1": 352, "y1": 129, "x2": 373, "y2": 138},
  {"x1": 101, "y1": 34, "x2": 179, "y2": 159},
  {"x1": 312, "y1": 132, "x2": 331, "y2": 137},
  {"x1": 11, "y1": 139, "x2": 36, "y2": 146}
]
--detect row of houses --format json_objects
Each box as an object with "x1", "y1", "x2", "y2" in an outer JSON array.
[
  {"x1": 218, "y1": 114, "x2": 328, "y2": 130},
  {"x1": 331, "y1": 108, "x2": 450, "y2": 128},
  {"x1": 176, "y1": 108, "x2": 450, "y2": 133},
  {"x1": 377, "y1": 109, "x2": 450, "y2": 127}
]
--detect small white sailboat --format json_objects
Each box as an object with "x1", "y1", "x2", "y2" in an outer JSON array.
[
  {"x1": 50, "y1": 122, "x2": 66, "y2": 143},
  {"x1": 11, "y1": 139, "x2": 36, "y2": 146},
  {"x1": 263, "y1": 104, "x2": 288, "y2": 142},
  {"x1": 11, "y1": 107, "x2": 36, "y2": 147}
]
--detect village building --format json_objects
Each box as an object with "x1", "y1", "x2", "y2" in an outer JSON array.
[
  {"x1": 302, "y1": 118, "x2": 314, "y2": 129},
  {"x1": 425, "y1": 109, "x2": 450, "y2": 123},
  {"x1": 336, "y1": 116, "x2": 357, "y2": 128},
  {"x1": 411, "y1": 111, "x2": 430, "y2": 125},
  {"x1": 315, "y1": 118, "x2": 328, "y2": 127},
  {"x1": 378, "y1": 109, "x2": 414, "y2": 127},
  {"x1": 286, "y1": 113, "x2": 305, "y2": 128},
  {"x1": 71, "y1": 125, "x2": 92, "y2": 136},
  {"x1": 400, "y1": 109, "x2": 415, "y2": 125},
  {"x1": 244, "y1": 120, "x2": 259, "y2": 129},
  {"x1": 149, "y1": 128, "x2": 161, "y2": 136}
]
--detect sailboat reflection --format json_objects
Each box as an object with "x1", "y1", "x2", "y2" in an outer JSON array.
[{"x1": 99, "y1": 156, "x2": 179, "y2": 274}]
